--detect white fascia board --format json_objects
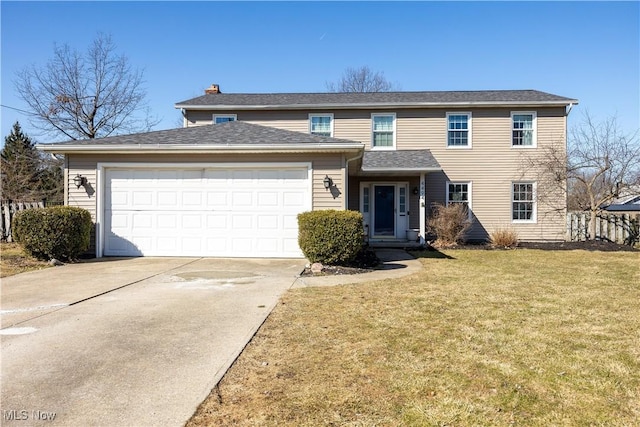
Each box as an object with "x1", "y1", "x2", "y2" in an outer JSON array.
[
  {"x1": 175, "y1": 100, "x2": 580, "y2": 110},
  {"x1": 36, "y1": 143, "x2": 364, "y2": 154},
  {"x1": 361, "y1": 167, "x2": 442, "y2": 173}
]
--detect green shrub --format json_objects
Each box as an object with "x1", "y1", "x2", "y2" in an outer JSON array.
[
  {"x1": 13, "y1": 206, "x2": 92, "y2": 261},
  {"x1": 298, "y1": 210, "x2": 364, "y2": 265}
]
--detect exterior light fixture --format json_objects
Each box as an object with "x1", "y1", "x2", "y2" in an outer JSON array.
[
  {"x1": 413, "y1": 187, "x2": 419, "y2": 195},
  {"x1": 323, "y1": 175, "x2": 333, "y2": 190},
  {"x1": 73, "y1": 174, "x2": 87, "y2": 189}
]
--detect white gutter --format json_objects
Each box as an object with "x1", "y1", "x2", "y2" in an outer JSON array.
[
  {"x1": 175, "y1": 100, "x2": 580, "y2": 111},
  {"x1": 344, "y1": 149, "x2": 365, "y2": 209},
  {"x1": 36, "y1": 143, "x2": 365, "y2": 154},
  {"x1": 361, "y1": 167, "x2": 442, "y2": 172}
]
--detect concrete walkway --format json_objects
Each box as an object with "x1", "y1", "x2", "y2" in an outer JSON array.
[{"x1": 0, "y1": 249, "x2": 421, "y2": 427}]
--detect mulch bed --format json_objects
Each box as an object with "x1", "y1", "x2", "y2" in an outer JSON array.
[{"x1": 447, "y1": 240, "x2": 638, "y2": 252}]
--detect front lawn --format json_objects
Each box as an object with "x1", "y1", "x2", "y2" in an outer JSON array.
[
  {"x1": 0, "y1": 242, "x2": 51, "y2": 277},
  {"x1": 188, "y1": 249, "x2": 640, "y2": 426}
]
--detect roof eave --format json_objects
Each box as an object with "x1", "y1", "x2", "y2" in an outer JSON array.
[
  {"x1": 36, "y1": 143, "x2": 365, "y2": 155},
  {"x1": 361, "y1": 167, "x2": 442, "y2": 173},
  {"x1": 175, "y1": 100, "x2": 580, "y2": 111}
]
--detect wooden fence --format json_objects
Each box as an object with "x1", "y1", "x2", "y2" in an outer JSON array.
[
  {"x1": 566, "y1": 211, "x2": 640, "y2": 245},
  {"x1": 0, "y1": 200, "x2": 50, "y2": 242}
]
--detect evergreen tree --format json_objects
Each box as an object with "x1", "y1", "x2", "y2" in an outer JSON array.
[
  {"x1": 1, "y1": 122, "x2": 40, "y2": 200},
  {"x1": 1, "y1": 122, "x2": 64, "y2": 202}
]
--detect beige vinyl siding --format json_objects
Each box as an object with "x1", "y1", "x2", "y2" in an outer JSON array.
[
  {"x1": 67, "y1": 160, "x2": 98, "y2": 220},
  {"x1": 66, "y1": 152, "x2": 345, "y2": 222},
  {"x1": 312, "y1": 156, "x2": 345, "y2": 210},
  {"x1": 181, "y1": 105, "x2": 568, "y2": 241},
  {"x1": 186, "y1": 110, "x2": 309, "y2": 133},
  {"x1": 419, "y1": 108, "x2": 567, "y2": 241}
]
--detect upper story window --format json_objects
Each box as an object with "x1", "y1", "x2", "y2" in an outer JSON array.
[
  {"x1": 371, "y1": 113, "x2": 396, "y2": 149},
  {"x1": 511, "y1": 112, "x2": 537, "y2": 147},
  {"x1": 446, "y1": 181, "x2": 472, "y2": 217},
  {"x1": 309, "y1": 114, "x2": 333, "y2": 137},
  {"x1": 512, "y1": 182, "x2": 536, "y2": 222},
  {"x1": 447, "y1": 112, "x2": 472, "y2": 148},
  {"x1": 213, "y1": 114, "x2": 237, "y2": 124}
]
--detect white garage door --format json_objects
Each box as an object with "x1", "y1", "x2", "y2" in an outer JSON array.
[{"x1": 103, "y1": 165, "x2": 311, "y2": 258}]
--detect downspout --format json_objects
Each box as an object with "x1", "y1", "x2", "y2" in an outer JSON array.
[
  {"x1": 564, "y1": 102, "x2": 575, "y2": 234},
  {"x1": 344, "y1": 149, "x2": 365, "y2": 210},
  {"x1": 181, "y1": 108, "x2": 187, "y2": 127}
]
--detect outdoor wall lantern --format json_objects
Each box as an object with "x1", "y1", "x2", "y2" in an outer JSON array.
[
  {"x1": 413, "y1": 187, "x2": 419, "y2": 195},
  {"x1": 323, "y1": 175, "x2": 333, "y2": 190},
  {"x1": 73, "y1": 174, "x2": 87, "y2": 189}
]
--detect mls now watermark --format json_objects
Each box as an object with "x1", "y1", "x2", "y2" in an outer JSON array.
[{"x1": 3, "y1": 410, "x2": 57, "y2": 421}]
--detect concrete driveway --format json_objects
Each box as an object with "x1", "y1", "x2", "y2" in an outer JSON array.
[{"x1": 1, "y1": 257, "x2": 305, "y2": 426}]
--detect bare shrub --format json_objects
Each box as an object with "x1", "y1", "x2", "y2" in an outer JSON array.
[
  {"x1": 490, "y1": 227, "x2": 519, "y2": 248},
  {"x1": 427, "y1": 203, "x2": 471, "y2": 247}
]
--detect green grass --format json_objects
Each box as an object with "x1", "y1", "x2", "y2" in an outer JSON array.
[{"x1": 188, "y1": 249, "x2": 640, "y2": 426}]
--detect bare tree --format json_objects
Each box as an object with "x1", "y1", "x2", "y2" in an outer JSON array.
[
  {"x1": 15, "y1": 33, "x2": 158, "y2": 141},
  {"x1": 326, "y1": 66, "x2": 397, "y2": 93},
  {"x1": 523, "y1": 112, "x2": 640, "y2": 239}
]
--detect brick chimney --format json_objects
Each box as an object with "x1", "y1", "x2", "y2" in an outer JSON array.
[{"x1": 205, "y1": 84, "x2": 221, "y2": 94}]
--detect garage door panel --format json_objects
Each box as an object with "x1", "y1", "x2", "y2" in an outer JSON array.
[
  {"x1": 157, "y1": 192, "x2": 177, "y2": 206},
  {"x1": 232, "y1": 192, "x2": 253, "y2": 206},
  {"x1": 132, "y1": 214, "x2": 153, "y2": 229},
  {"x1": 283, "y1": 192, "x2": 305, "y2": 207},
  {"x1": 258, "y1": 192, "x2": 279, "y2": 207},
  {"x1": 207, "y1": 214, "x2": 228, "y2": 228},
  {"x1": 206, "y1": 192, "x2": 228, "y2": 207},
  {"x1": 104, "y1": 166, "x2": 310, "y2": 257},
  {"x1": 258, "y1": 215, "x2": 278, "y2": 229}
]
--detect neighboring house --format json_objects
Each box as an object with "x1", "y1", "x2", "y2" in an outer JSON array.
[
  {"x1": 39, "y1": 86, "x2": 578, "y2": 258},
  {"x1": 603, "y1": 192, "x2": 640, "y2": 215}
]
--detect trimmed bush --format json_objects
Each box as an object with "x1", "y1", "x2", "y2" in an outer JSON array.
[
  {"x1": 13, "y1": 206, "x2": 92, "y2": 261},
  {"x1": 298, "y1": 210, "x2": 364, "y2": 265},
  {"x1": 490, "y1": 227, "x2": 519, "y2": 248},
  {"x1": 427, "y1": 203, "x2": 471, "y2": 247}
]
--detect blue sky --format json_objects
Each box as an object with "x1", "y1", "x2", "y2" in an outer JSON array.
[{"x1": 1, "y1": 1, "x2": 639, "y2": 144}]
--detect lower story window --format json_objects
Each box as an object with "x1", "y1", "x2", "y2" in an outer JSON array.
[
  {"x1": 512, "y1": 182, "x2": 536, "y2": 222},
  {"x1": 446, "y1": 182, "x2": 471, "y2": 216}
]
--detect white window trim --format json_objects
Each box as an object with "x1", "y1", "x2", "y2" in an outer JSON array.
[
  {"x1": 371, "y1": 113, "x2": 396, "y2": 150},
  {"x1": 511, "y1": 181, "x2": 537, "y2": 223},
  {"x1": 213, "y1": 114, "x2": 237, "y2": 124},
  {"x1": 446, "y1": 112, "x2": 472, "y2": 149},
  {"x1": 446, "y1": 180, "x2": 472, "y2": 219},
  {"x1": 308, "y1": 113, "x2": 334, "y2": 137},
  {"x1": 511, "y1": 111, "x2": 537, "y2": 148}
]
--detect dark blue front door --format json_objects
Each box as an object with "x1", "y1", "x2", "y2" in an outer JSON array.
[{"x1": 374, "y1": 185, "x2": 395, "y2": 236}]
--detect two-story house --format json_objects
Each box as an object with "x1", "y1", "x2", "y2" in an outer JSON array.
[{"x1": 39, "y1": 85, "x2": 578, "y2": 258}]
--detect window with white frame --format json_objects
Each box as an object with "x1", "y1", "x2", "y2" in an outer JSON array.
[
  {"x1": 363, "y1": 187, "x2": 370, "y2": 213},
  {"x1": 511, "y1": 112, "x2": 536, "y2": 147},
  {"x1": 213, "y1": 114, "x2": 237, "y2": 124},
  {"x1": 309, "y1": 114, "x2": 333, "y2": 137},
  {"x1": 512, "y1": 182, "x2": 536, "y2": 222},
  {"x1": 371, "y1": 114, "x2": 395, "y2": 149},
  {"x1": 447, "y1": 112, "x2": 471, "y2": 147},
  {"x1": 446, "y1": 182, "x2": 471, "y2": 215}
]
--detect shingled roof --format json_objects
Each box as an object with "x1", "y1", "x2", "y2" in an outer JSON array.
[
  {"x1": 176, "y1": 90, "x2": 578, "y2": 110},
  {"x1": 37, "y1": 121, "x2": 364, "y2": 153},
  {"x1": 362, "y1": 150, "x2": 441, "y2": 173}
]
